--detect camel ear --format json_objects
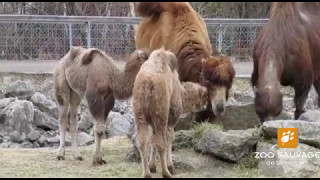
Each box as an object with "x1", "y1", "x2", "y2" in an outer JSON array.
[{"x1": 69, "y1": 46, "x2": 83, "y2": 60}]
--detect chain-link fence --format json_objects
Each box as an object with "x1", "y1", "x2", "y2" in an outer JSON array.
[{"x1": 0, "y1": 15, "x2": 268, "y2": 61}]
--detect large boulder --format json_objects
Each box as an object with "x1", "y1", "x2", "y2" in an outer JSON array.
[
  {"x1": 5, "y1": 81, "x2": 35, "y2": 100},
  {"x1": 112, "y1": 99, "x2": 133, "y2": 115},
  {"x1": 0, "y1": 100, "x2": 34, "y2": 135},
  {"x1": 33, "y1": 108, "x2": 59, "y2": 131},
  {"x1": 261, "y1": 120, "x2": 320, "y2": 148},
  {"x1": 46, "y1": 131, "x2": 94, "y2": 146},
  {"x1": 213, "y1": 104, "x2": 291, "y2": 130},
  {"x1": 106, "y1": 112, "x2": 134, "y2": 137},
  {"x1": 30, "y1": 92, "x2": 58, "y2": 119},
  {"x1": 298, "y1": 110, "x2": 320, "y2": 123},
  {"x1": 0, "y1": 98, "x2": 16, "y2": 110},
  {"x1": 258, "y1": 143, "x2": 320, "y2": 178},
  {"x1": 78, "y1": 110, "x2": 93, "y2": 134},
  {"x1": 195, "y1": 128, "x2": 259, "y2": 162}
]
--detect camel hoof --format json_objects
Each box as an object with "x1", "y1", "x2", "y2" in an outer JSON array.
[
  {"x1": 57, "y1": 155, "x2": 65, "y2": 161},
  {"x1": 162, "y1": 173, "x2": 173, "y2": 178},
  {"x1": 75, "y1": 156, "x2": 84, "y2": 161},
  {"x1": 144, "y1": 173, "x2": 152, "y2": 178},
  {"x1": 149, "y1": 165, "x2": 157, "y2": 173},
  {"x1": 168, "y1": 165, "x2": 175, "y2": 175},
  {"x1": 93, "y1": 158, "x2": 107, "y2": 166}
]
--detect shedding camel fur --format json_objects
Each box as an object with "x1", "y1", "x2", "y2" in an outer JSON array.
[
  {"x1": 53, "y1": 46, "x2": 150, "y2": 165},
  {"x1": 132, "y1": 48, "x2": 208, "y2": 178}
]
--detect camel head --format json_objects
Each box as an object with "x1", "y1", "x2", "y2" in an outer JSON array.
[
  {"x1": 200, "y1": 54, "x2": 235, "y2": 117},
  {"x1": 181, "y1": 82, "x2": 208, "y2": 113},
  {"x1": 124, "y1": 48, "x2": 151, "y2": 71},
  {"x1": 253, "y1": 83, "x2": 283, "y2": 123}
]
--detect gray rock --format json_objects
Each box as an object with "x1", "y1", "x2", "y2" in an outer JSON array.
[
  {"x1": 21, "y1": 140, "x2": 33, "y2": 148},
  {"x1": 33, "y1": 141, "x2": 40, "y2": 148},
  {"x1": 258, "y1": 143, "x2": 320, "y2": 178},
  {"x1": 1, "y1": 100, "x2": 34, "y2": 135},
  {"x1": 10, "y1": 142, "x2": 22, "y2": 148},
  {"x1": 8, "y1": 130, "x2": 23, "y2": 143},
  {"x1": 195, "y1": 128, "x2": 259, "y2": 162},
  {"x1": 0, "y1": 141, "x2": 11, "y2": 148},
  {"x1": 0, "y1": 93, "x2": 5, "y2": 99},
  {"x1": 175, "y1": 113, "x2": 195, "y2": 131},
  {"x1": 30, "y1": 92, "x2": 58, "y2": 119},
  {"x1": 78, "y1": 110, "x2": 93, "y2": 133},
  {"x1": 173, "y1": 130, "x2": 194, "y2": 150},
  {"x1": 0, "y1": 98, "x2": 16, "y2": 110},
  {"x1": 39, "y1": 80, "x2": 55, "y2": 101},
  {"x1": 214, "y1": 104, "x2": 291, "y2": 130},
  {"x1": 5, "y1": 80, "x2": 35, "y2": 100},
  {"x1": 256, "y1": 141, "x2": 276, "y2": 153},
  {"x1": 112, "y1": 99, "x2": 133, "y2": 114},
  {"x1": 106, "y1": 112, "x2": 133, "y2": 137},
  {"x1": 33, "y1": 108, "x2": 59, "y2": 130},
  {"x1": 47, "y1": 131, "x2": 94, "y2": 146},
  {"x1": 126, "y1": 146, "x2": 141, "y2": 163},
  {"x1": 261, "y1": 120, "x2": 320, "y2": 148},
  {"x1": 27, "y1": 130, "x2": 40, "y2": 142},
  {"x1": 38, "y1": 135, "x2": 47, "y2": 147},
  {"x1": 0, "y1": 133, "x2": 3, "y2": 144},
  {"x1": 298, "y1": 110, "x2": 320, "y2": 123}
]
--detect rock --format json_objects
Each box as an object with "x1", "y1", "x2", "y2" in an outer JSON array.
[
  {"x1": 39, "y1": 80, "x2": 55, "y2": 101},
  {"x1": 5, "y1": 80, "x2": 35, "y2": 100},
  {"x1": 126, "y1": 146, "x2": 141, "y2": 163},
  {"x1": 78, "y1": 110, "x2": 93, "y2": 133},
  {"x1": 261, "y1": 120, "x2": 320, "y2": 148},
  {"x1": 233, "y1": 91, "x2": 254, "y2": 104},
  {"x1": 33, "y1": 109, "x2": 59, "y2": 130},
  {"x1": 0, "y1": 133, "x2": 3, "y2": 143},
  {"x1": 8, "y1": 130, "x2": 23, "y2": 143},
  {"x1": 0, "y1": 98, "x2": 16, "y2": 110},
  {"x1": 1, "y1": 100, "x2": 34, "y2": 135},
  {"x1": 27, "y1": 130, "x2": 40, "y2": 142},
  {"x1": 213, "y1": 104, "x2": 291, "y2": 130},
  {"x1": 112, "y1": 99, "x2": 133, "y2": 114},
  {"x1": 47, "y1": 132, "x2": 94, "y2": 146},
  {"x1": 258, "y1": 143, "x2": 320, "y2": 178},
  {"x1": 106, "y1": 112, "x2": 133, "y2": 137},
  {"x1": 173, "y1": 130, "x2": 194, "y2": 150},
  {"x1": 30, "y1": 92, "x2": 58, "y2": 119},
  {"x1": 0, "y1": 141, "x2": 11, "y2": 148},
  {"x1": 38, "y1": 135, "x2": 47, "y2": 147},
  {"x1": 175, "y1": 113, "x2": 195, "y2": 131},
  {"x1": 10, "y1": 142, "x2": 22, "y2": 148},
  {"x1": 256, "y1": 141, "x2": 276, "y2": 153},
  {"x1": 195, "y1": 128, "x2": 259, "y2": 162},
  {"x1": 33, "y1": 141, "x2": 40, "y2": 148},
  {"x1": 0, "y1": 93, "x2": 5, "y2": 99},
  {"x1": 21, "y1": 140, "x2": 33, "y2": 148},
  {"x1": 298, "y1": 110, "x2": 320, "y2": 123}
]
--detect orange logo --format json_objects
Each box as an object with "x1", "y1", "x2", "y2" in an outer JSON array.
[{"x1": 277, "y1": 128, "x2": 298, "y2": 148}]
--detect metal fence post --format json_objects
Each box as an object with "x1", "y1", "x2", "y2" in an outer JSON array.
[
  {"x1": 218, "y1": 23, "x2": 223, "y2": 53},
  {"x1": 69, "y1": 23, "x2": 72, "y2": 48},
  {"x1": 87, "y1": 21, "x2": 91, "y2": 48}
]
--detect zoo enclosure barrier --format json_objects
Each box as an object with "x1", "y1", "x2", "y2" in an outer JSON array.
[{"x1": 0, "y1": 15, "x2": 268, "y2": 61}]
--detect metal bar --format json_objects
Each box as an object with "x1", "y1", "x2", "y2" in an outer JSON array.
[
  {"x1": 69, "y1": 23, "x2": 72, "y2": 48},
  {"x1": 87, "y1": 21, "x2": 91, "y2": 48}
]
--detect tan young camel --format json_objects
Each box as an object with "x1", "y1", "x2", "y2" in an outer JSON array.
[
  {"x1": 53, "y1": 46, "x2": 150, "y2": 165},
  {"x1": 132, "y1": 48, "x2": 208, "y2": 178}
]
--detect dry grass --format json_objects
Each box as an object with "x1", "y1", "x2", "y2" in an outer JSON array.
[{"x1": 0, "y1": 136, "x2": 263, "y2": 178}]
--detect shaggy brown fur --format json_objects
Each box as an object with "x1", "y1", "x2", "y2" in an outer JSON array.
[
  {"x1": 251, "y1": 2, "x2": 320, "y2": 122},
  {"x1": 53, "y1": 46, "x2": 150, "y2": 165},
  {"x1": 133, "y1": 48, "x2": 207, "y2": 178},
  {"x1": 135, "y1": 2, "x2": 235, "y2": 119}
]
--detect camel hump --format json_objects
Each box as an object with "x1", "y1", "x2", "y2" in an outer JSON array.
[
  {"x1": 81, "y1": 48, "x2": 102, "y2": 65},
  {"x1": 135, "y1": 2, "x2": 165, "y2": 17}
]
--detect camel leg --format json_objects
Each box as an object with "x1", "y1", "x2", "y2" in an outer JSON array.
[
  {"x1": 148, "y1": 141, "x2": 157, "y2": 173},
  {"x1": 294, "y1": 83, "x2": 311, "y2": 119},
  {"x1": 86, "y1": 91, "x2": 108, "y2": 166},
  {"x1": 167, "y1": 126, "x2": 175, "y2": 175},
  {"x1": 69, "y1": 91, "x2": 82, "y2": 161},
  {"x1": 314, "y1": 78, "x2": 320, "y2": 108},
  {"x1": 57, "y1": 105, "x2": 69, "y2": 160},
  {"x1": 154, "y1": 117, "x2": 172, "y2": 178},
  {"x1": 136, "y1": 118, "x2": 152, "y2": 178}
]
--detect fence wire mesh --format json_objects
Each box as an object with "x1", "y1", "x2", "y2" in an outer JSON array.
[{"x1": 0, "y1": 16, "x2": 266, "y2": 61}]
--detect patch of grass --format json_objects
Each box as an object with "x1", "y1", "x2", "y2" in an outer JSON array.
[
  {"x1": 190, "y1": 122, "x2": 223, "y2": 142},
  {"x1": 232, "y1": 154, "x2": 262, "y2": 178}
]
